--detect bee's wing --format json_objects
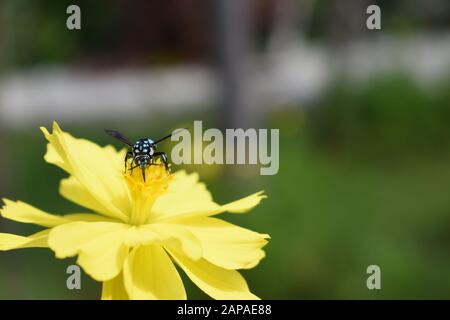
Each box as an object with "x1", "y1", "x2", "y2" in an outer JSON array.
[{"x1": 104, "y1": 129, "x2": 133, "y2": 146}]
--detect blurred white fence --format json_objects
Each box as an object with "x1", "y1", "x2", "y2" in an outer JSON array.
[{"x1": 0, "y1": 33, "x2": 449, "y2": 127}]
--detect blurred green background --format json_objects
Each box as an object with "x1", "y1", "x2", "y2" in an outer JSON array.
[{"x1": 1, "y1": 0, "x2": 450, "y2": 299}]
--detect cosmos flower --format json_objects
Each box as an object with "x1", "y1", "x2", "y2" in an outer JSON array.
[{"x1": 0, "y1": 122, "x2": 269, "y2": 300}]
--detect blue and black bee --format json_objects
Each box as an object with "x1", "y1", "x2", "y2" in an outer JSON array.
[{"x1": 105, "y1": 128, "x2": 184, "y2": 182}]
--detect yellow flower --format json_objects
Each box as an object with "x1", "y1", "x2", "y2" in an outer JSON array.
[{"x1": 0, "y1": 122, "x2": 269, "y2": 300}]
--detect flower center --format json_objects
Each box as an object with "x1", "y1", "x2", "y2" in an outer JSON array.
[{"x1": 124, "y1": 163, "x2": 172, "y2": 225}]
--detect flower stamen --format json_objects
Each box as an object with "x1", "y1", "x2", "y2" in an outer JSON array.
[{"x1": 125, "y1": 163, "x2": 172, "y2": 225}]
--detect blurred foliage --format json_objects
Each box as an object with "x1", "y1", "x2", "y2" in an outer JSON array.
[
  {"x1": 0, "y1": 0, "x2": 214, "y2": 68},
  {"x1": 1, "y1": 73, "x2": 450, "y2": 299},
  {"x1": 2, "y1": 0, "x2": 449, "y2": 69},
  {"x1": 309, "y1": 73, "x2": 450, "y2": 161}
]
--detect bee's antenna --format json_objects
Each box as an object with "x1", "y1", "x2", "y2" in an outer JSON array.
[{"x1": 153, "y1": 128, "x2": 188, "y2": 145}]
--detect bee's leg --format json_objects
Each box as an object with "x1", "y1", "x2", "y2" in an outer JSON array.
[
  {"x1": 124, "y1": 151, "x2": 133, "y2": 173},
  {"x1": 141, "y1": 167, "x2": 146, "y2": 182},
  {"x1": 128, "y1": 159, "x2": 140, "y2": 174},
  {"x1": 153, "y1": 152, "x2": 169, "y2": 172},
  {"x1": 128, "y1": 162, "x2": 141, "y2": 174}
]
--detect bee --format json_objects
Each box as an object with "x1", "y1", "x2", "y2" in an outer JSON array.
[{"x1": 105, "y1": 128, "x2": 185, "y2": 182}]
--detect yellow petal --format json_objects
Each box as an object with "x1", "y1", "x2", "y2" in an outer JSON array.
[
  {"x1": 152, "y1": 170, "x2": 266, "y2": 221},
  {"x1": 0, "y1": 234, "x2": 30, "y2": 250},
  {"x1": 123, "y1": 245, "x2": 186, "y2": 300},
  {"x1": 1, "y1": 198, "x2": 118, "y2": 228},
  {"x1": 48, "y1": 221, "x2": 127, "y2": 258},
  {"x1": 1, "y1": 199, "x2": 67, "y2": 227},
  {"x1": 102, "y1": 272, "x2": 129, "y2": 300},
  {"x1": 41, "y1": 122, "x2": 130, "y2": 221},
  {"x1": 157, "y1": 191, "x2": 267, "y2": 221},
  {"x1": 168, "y1": 249, "x2": 260, "y2": 300},
  {"x1": 168, "y1": 171, "x2": 213, "y2": 202},
  {"x1": 63, "y1": 213, "x2": 118, "y2": 223},
  {"x1": 150, "y1": 171, "x2": 217, "y2": 222},
  {"x1": 220, "y1": 191, "x2": 267, "y2": 214},
  {"x1": 170, "y1": 217, "x2": 268, "y2": 269},
  {"x1": 0, "y1": 229, "x2": 50, "y2": 250},
  {"x1": 44, "y1": 142, "x2": 71, "y2": 172},
  {"x1": 124, "y1": 224, "x2": 202, "y2": 260},
  {"x1": 77, "y1": 237, "x2": 129, "y2": 282},
  {"x1": 148, "y1": 224, "x2": 202, "y2": 260},
  {"x1": 60, "y1": 176, "x2": 118, "y2": 218},
  {"x1": 48, "y1": 221, "x2": 129, "y2": 281}
]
